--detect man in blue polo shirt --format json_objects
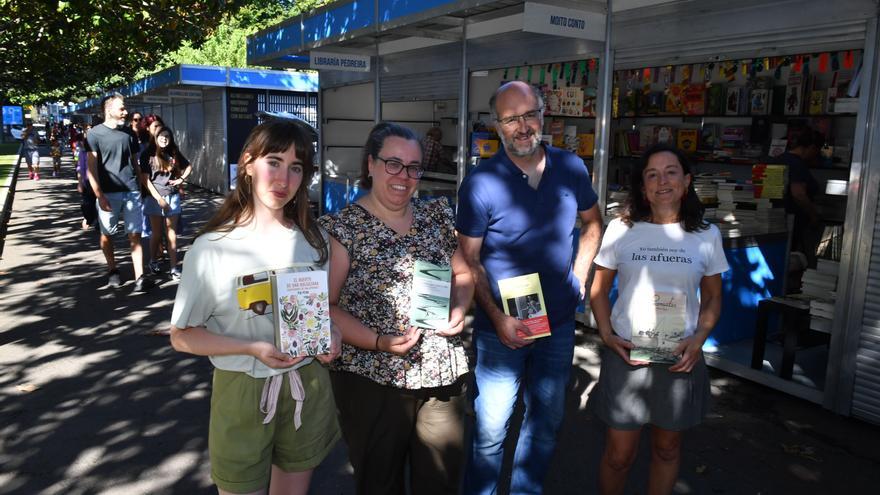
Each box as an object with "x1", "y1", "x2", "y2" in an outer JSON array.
[{"x1": 457, "y1": 81, "x2": 602, "y2": 494}]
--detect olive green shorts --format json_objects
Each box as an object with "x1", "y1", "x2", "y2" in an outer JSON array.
[{"x1": 209, "y1": 361, "x2": 340, "y2": 494}]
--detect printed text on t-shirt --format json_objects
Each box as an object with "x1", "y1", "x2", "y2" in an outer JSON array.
[{"x1": 631, "y1": 246, "x2": 693, "y2": 264}]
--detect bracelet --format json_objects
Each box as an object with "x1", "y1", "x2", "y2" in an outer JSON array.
[{"x1": 375, "y1": 334, "x2": 381, "y2": 352}]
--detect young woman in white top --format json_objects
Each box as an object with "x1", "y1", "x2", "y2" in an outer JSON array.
[{"x1": 169, "y1": 119, "x2": 340, "y2": 495}]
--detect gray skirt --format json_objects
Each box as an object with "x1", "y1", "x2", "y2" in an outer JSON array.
[{"x1": 589, "y1": 347, "x2": 711, "y2": 431}]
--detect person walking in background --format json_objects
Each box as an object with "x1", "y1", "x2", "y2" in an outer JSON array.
[
  {"x1": 21, "y1": 123, "x2": 41, "y2": 180},
  {"x1": 422, "y1": 126, "x2": 444, "y2": 173},
  {"x1": 50, "y1": 133, "x2": 62, "y2": 177},
  {"x1": 144, "y1": 114, "x2": 165, "y2": 138},
  {"x1": 140, "y1": 126, "x2": 191, "y2": 279},
  {"x1": 75, "y1": 126, "x2": 97, "y2": 230},
  {"x1": 169, "y1": 119, "x2": 340, "y2": 495},
  {"x1": 86, "y1": 93, "x2": 150, "y2": 293},
  {"x1": 589, "y1": 144, "x2": 728, "y2": 495},
  {"x1": 457, "y1": 80, "x2": 603, "y2": 495},
  {"x1": 319, "y1": 122, "x2": 474, "y2": 495}
]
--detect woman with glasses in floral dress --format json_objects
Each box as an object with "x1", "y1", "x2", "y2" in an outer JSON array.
[{"x1": 319, "y1": 122, "x2": 474, "y2": 495}]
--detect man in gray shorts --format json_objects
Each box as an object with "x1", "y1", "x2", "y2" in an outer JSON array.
[{"x1": 86, "y1": 93, "x2": 151, "y2": 293}]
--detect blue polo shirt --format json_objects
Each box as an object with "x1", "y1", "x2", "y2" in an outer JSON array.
[{"x1": 456, "y1": 144, "x2": 598, "y2": 331}]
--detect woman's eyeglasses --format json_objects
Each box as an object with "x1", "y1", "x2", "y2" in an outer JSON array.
[{"x1": 375, "y1": 156, "x2": 425, "y2": 179}]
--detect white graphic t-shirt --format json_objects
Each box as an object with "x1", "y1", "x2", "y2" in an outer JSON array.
[
  {"x1": 593, "y1": 218, "x2": 729, "y2": 341},
  {"x1": 171, "y1": 224, "x2": 328, "y2": 378}
]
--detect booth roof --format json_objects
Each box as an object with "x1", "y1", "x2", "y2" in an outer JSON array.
[
  {"x1": 246, "y1": 0, "x2": 624, "y2": 68},
  {"x1": 70, "y1": 65, "x2": 318, "y2": 113}
]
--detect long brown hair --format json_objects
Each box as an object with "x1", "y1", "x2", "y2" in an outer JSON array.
[
  {"x1": 199, "y1": 119, "x2": 328, "y2": 264},
  {"x1": 144, "y1": 126, "x2": 184, "y2": 174}
]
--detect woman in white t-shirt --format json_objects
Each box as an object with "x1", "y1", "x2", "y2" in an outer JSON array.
[
  {"x1": 589, "y1": 144, "x2": 729, "y2": 495},
  {"x1": 169, "y1": 119, "x2": 341, "y2": 495}
]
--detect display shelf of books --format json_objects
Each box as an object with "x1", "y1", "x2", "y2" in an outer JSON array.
[{"x1": 606, "y1": 50, "x2": 862, "y2": 236}]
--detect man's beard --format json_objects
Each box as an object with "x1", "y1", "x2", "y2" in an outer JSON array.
[{"x1": 500, "y1": 130, "x2": 541, "y2": 158}]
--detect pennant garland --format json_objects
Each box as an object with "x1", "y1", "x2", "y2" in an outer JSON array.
[
  {"x1": 819, "y1": 52, "x2": 829, "y2": 73},
  {"x1": 503, "y1": 68, "x2": 509, "y2": 80},
  {"x1": 843, "y1": 50, "x2": 854, "y2": 69},
  {"x1": 527, "y1": 65, "x2": 533, "y2": 83},
  {"x1": 514, "y1": 66, "x2": 521, "y2": 80},
  {"x1": 831, "y1": 52, "x2": 840, "y2": 71}
]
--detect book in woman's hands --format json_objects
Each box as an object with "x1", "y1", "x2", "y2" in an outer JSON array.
[
  {"x1": 271, "y1": 267, "x2": 331, "y2": 357},
  {"x1": 630, "y1": 292, "x2": 686, "y2": 363},
  {"x1": 498, "y1": 273, "x2": 551, "y2": 339},
  {"x1": 410, "y1": 260, "x2": 451, "y2": 330}
]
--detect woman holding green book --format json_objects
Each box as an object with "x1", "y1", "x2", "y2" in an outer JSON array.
[
  {"x1": 319, "y1": 122, "x2": 474, "y2": 494},
  {"x1": 168, "y1": 119, "x2": 341, "y2": 495},
  {"x1": 589, "y1": 144, "x2": 729, "y2": 495}
]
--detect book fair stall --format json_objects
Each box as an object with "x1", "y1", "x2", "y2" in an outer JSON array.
[{"x1": 248, "y1": 0, "x2": 880, "y2": 425}]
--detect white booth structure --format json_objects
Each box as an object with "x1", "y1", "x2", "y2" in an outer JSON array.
[{"x1": 248, "y1": 0, "x2": 880, "y2": 425}]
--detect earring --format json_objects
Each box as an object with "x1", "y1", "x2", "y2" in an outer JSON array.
[{"x1": 245, "y1": 175, "x2": 252, "y2": 184}]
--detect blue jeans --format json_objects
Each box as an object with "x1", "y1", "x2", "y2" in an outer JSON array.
[{"x1": 464, "y1": 321, "x2": 575, "y2": 495}]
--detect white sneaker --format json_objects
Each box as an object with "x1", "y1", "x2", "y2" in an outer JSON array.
[{"x1": 170, "y1": 267, "x2": 181, "y2": 281}]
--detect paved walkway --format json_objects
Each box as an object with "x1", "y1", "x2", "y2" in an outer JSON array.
[{"x1": 1, "y1": 150, "x2": 879, "y2": 494}]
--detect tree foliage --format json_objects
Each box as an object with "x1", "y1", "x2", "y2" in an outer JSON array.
[
  {"x1": 158, "y1": 0, "x2": 328, "y2": 70},
  {"x1": 0, "y1": 0, "x2": 327, "y2": 105}
]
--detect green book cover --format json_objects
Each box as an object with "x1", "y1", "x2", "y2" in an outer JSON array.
[
  {"x1": 410, "y1": 260, "x2": 451, "y2": 330},
  {"x1": 630, "y1": 292, "x2": 686, "y2": 364}
]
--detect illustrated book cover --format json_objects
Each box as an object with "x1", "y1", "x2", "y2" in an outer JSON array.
[
  {"x1": 409, "y1": 260, "x2": 452, "y2": 330},
  {"x1": 270, "y1": 267, "x2": 331, "y2": 357},
  {"x1": 498, "y1": 273, "x2": 551, "y2": 339},
  {"x1": 630, "y1": 292, "x2": 686, "y2": 363}
]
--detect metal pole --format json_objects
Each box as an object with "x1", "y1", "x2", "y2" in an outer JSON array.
[
  {"x1": 373, "y1": 43, "x2": 382, "y2": 124},
  {"x1": 456, "y1": 18, "x2": 469, "y2": 195},
  {"x1": 594, "y1": 0, "x2": 613, "y2": 215},
  {"x1": 825, "y1": 15, "x2": 880, "y2": 414}
]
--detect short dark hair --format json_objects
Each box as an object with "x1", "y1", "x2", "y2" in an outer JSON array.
[
  {"x1": 359, "y1": 122, "x2": 420, "y2": 188},
  {"x1": 100, "y1": 93, "x2": 124, "y2": 116},
  {"x1": 621, "y1": 143, "x2": 709, "y2": 232}
]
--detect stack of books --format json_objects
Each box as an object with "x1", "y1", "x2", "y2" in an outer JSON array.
[
  {"x1": 752, "y1": 164, "x2": 786, "y2": 199},
  {"x1": 693, "y1": 178, "x2": 718, "y2": 204},
  {"x1": 803, "y1": 259, "x2": 840, "y2": 334},
  {"x1": 606, "y1": 189, "x2": 629, "y2": 217}
]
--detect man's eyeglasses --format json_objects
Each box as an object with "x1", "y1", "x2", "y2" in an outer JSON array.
[
  {"x1": 496, "y1": 108, "x2": 543, "y2": 128},
  {"x1": 376, "y1": 156, "x2": 425, "y2": 179}
]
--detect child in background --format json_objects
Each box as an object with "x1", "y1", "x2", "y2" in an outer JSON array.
[{"x1": 50, "y1": 135, "x2": 62, "y2": 177}]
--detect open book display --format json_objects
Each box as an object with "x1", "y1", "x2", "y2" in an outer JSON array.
[
  {"x1": 410, "y1": 260, "x2": 452, "y2": 330},
  {"x1": 498, "y1": 273, "x2": 551, "y2": 339},
  {"x1": 271, "y1": 267, "x2": 331, "y2": 357},
  {"x1": 630, "y1": 292, "x2": 686, "y2": 364}
]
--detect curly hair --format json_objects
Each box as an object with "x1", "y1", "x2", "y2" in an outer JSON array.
[{"x1": 620, "y1": 143, "x2": 709, "y2": 232}]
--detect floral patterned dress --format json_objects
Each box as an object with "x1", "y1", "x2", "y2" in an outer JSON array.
[{"x1": 319, "y1": 198, "x2": 469, "y2": 389}]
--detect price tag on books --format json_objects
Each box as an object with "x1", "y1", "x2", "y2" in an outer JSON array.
[
  {"x1": 271, "y1": 266, "x2": 331, "y2": 357},
  {"x1": 410, "y1": 260, "x2": 452, "y2": 330},
  {"x1": 498, "y1": 273, "x2": 551, "y2": 339}
]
